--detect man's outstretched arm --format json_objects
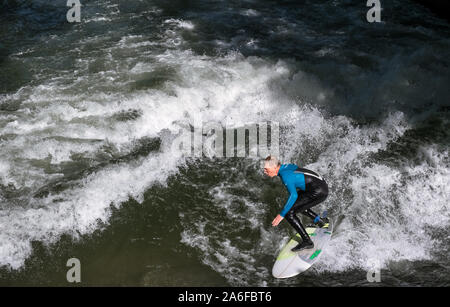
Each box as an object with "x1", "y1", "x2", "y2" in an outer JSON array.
[
  {"x1": 280, "y1": 182, "x2": 298, "y2": 217},
  {"x1": 272, "y1": 182, "x2": 298, "y2": 226}
]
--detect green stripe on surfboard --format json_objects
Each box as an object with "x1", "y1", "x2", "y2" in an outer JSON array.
[{"x1": 309, "y1": 249, "x2": 322, "y2": 260}]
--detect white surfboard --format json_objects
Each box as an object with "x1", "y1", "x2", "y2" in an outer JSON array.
[{"x1": 272, "y1": 220, "x2": 333, "y2": 278}]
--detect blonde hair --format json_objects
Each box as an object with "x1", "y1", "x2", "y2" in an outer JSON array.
[{"x1": 264, "y1": 155, "x2": 280, "y2": 167}]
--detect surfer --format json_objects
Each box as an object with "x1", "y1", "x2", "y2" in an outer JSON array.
[{"x1": 263, "y1": 156, "x2": 329, "y2": 252}]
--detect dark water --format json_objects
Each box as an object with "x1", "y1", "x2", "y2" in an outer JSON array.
[{"x1": 0, "y1": 0, "x2": 449, "y2": 286}]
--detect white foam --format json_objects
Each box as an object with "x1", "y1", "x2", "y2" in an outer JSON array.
[
  {"x1": 0, "y1": 161, "x2": 11, "y2": 186},
  {"x1": 1, "y1": 20, "x2": 448, "y2": 283},
  {"x1": 241, "y1": 9, "x2": 260, "y2": 17},
  {"x1": 179, "y1": 102, "x2": 449, "y2": 284},
  {"x1": 0, "y1": 45, "x2": 299, "y2": 270},
  {"x1": 0, "y1": 150, "x2": 183, "y2": 269},
  {"x1": 302, "y1": 122, "x2": 449, "y2": 274},
  {"x1": 164, "y1": 19, "x2": 195, "y2": 30},
  {"x1": 84, "y1": 16, "x2": 113, "y2": 23}
]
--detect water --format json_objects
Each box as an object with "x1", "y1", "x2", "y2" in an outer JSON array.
[{"x1": 0, "y1": 0, "x2": 449, "y2": 286}]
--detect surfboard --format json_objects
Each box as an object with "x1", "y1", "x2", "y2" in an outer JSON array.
[{"x1": 272, "y1": 219, "x2": 333, "y2": 278}]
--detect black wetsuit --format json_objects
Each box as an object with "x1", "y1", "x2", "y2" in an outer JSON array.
[{"x1": 277, "y1": 164, "x2": 329, "y2": 245}]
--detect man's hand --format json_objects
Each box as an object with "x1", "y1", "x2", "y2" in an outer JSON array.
[{"x1": 272, "y1": 214, "x2": 284, "y2": 227}]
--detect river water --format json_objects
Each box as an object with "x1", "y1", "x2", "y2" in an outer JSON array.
[{"x1": 0, "y1": 0, "x2": 449, "y2": 286}]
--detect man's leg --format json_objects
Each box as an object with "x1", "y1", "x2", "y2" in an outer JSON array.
[
  {"x1": 301, "y1": 209, "x2": 326, "y2": 227},
  {"x1": 302, "y1": 208, "x2": 319, "y2": 220},
  {"x1": 297, "y1": 179, "x2": 329, "y2": 226},
  {"x1": 284, "y1": 181, "x2": 328, "y2": 251},
  {"x1": 284, "y1": 209, "x2": 314, "y2": 252}
]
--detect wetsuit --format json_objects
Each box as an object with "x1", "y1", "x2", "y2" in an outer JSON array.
[{"x1": 277, "y1": 164, "x2": 329, "y2": 249}]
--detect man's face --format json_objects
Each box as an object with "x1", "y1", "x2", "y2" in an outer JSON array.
[{"x1": 264, "y1": 163, "x2": 278, "y2": 177}]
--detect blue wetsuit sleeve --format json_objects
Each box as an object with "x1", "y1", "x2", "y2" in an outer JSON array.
[
  {"x1": 284, "y1": 164, "x2": 298, "y2": 171},
  {"x1": 280, "y1": 182, "x2": 298, "y2": 218}
]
